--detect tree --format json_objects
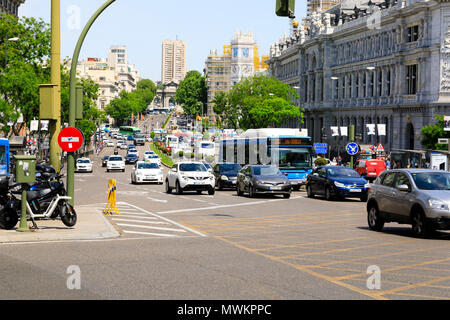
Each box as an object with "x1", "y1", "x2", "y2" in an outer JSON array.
[
  {"x1": 175, "y1": 70, "x2": 207, "y2": 116},
  {"x1": 421, "y1": 115, "x2": 450, "y2": 150},
  {"x1": 217, "y1": 74, "x2": 302, "y2": 130}
]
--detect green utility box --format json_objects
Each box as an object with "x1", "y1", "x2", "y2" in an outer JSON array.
[
  {"x1": 39, "y1": 84, "x2": 58, "y2": 120},
  {"x1": 14, "y1": 155, "x2": 36, "y2": 183}
]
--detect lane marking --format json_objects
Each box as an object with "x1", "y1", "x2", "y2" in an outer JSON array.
[
  {"x1": 122, "y1": 230, "x2": 180, "y2": 237},
  {"x1": 118, "y1": 201, "x2": 207, "y2": 237},
  {"x1": 114, "y1": 214, "x2": 157, "y2": 219},
  {"x1": 146, "y1": 197, "x2": 168, "y2": 203},
  {"x1": 112, "y1": 218, "x2": 169, "y2": 225},
  {"x1": 116, "y1": 223, "x2": 187, "y2": 233}
]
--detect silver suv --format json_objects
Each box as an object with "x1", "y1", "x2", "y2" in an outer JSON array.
[{"x1": 367, "y1": 169, "x2": 450, "y2": 237}]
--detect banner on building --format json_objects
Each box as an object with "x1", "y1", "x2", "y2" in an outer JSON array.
[
  {"x1": 377, "y1": 124, "x2": 386, "y2": 136},
  {"x1": 331, "y1": 127, "x2": 339, "y2": 136},
  {"x1": 340, "y1": 127, "x2": 348, "y2": 137},
  {"x1": 366, "y1": 124, "x2": 376, "y2": 135},
  {"x1": 30, "y1": 120, "x2": 39, "y2": 132},
  {"x1": 444, "y1": 116, "x2": 450, "y2": 132}
]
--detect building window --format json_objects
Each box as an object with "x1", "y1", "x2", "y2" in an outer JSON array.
[
  {"x1": 378, "y1": 71, "x2": 382, "y2": 97},
  {"x1": 242, "y1": 48, "x2": 249, "y2": 57},
  {"x1": 355, "y1": 74, "x2": 359, "y2": 98},
  {"x1": 233, "y1": 48, "x2": 238, "y2": 57},
  {"x1": 370, "y1": 72, "x2": 375, "y2": 97},
  {"x1": 362, "y1": 74, "x2": 367, "y2": 97},
  {"x1": 386, "y1": 70, "x2": 391, "y2": 96},
  {"x1": 406, "y1": 64, "x2": 417, "y2": 94},
  {"x1": 407, "y1": 25, "x2": 419, "y2": 43}
]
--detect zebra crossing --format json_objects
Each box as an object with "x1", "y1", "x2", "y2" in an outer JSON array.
[{"x1": 103, "y1": 202, "x2": 206, "y2": 239}]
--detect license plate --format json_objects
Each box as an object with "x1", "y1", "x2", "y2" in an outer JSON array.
[
  {"x1": 232, "y1": 181, "x2": 236, "y2": 184},
  {"x1": 368, "y1": 173, "x2": 376, "y2": 175},
  {"x1": 350, "y1": 189, "x2": 362, "y2": 192},
  {"x1": 270, "y1": 186, "x2": 282, "y2": 191}
]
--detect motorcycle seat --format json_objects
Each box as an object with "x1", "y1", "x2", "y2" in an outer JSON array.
[{"x1": 26, "y1": 189, "x2": 52, "y2": 201}]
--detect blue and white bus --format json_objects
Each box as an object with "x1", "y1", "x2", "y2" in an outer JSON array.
[
  {"x1": 0, "y1": 139, "x2": 10, "y2": 176},
  {"x1": 219, "y1": 129, "x2": 313, "y2": 190}
]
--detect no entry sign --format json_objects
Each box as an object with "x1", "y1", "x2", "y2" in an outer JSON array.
[{"x1": 58, "y1": 127, "x2": 83, "y2": 153}]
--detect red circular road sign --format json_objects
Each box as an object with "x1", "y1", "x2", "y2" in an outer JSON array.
[{"x1": 58, "y1": 127, "x2": 84, "y2": 153}]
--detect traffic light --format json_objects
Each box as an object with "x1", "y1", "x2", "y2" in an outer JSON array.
[{"x1": 276, "y1": 0, "x2": 295, "y2": 18}]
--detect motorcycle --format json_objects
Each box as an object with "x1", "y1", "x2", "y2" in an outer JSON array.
[{"x1": 0, "y1": 176, "x2": 19, "y2": 230}]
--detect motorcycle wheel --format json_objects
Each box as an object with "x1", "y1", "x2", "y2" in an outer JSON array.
[
  {"x1": 60, "y1": 203, "x2": 77, "y2": 227},
  {"x1": 0, "y1": 206, "x2": 19, "y2": 230}
]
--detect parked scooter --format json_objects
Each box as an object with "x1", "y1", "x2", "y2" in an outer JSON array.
[{"x1": 0, "y1": 176, "x2": 19, "y2": 230}]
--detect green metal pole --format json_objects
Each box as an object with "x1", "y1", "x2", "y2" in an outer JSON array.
[
  {"x1": 67, "y1": 0, "x2": 116, "y2": 206},
  {"x1": 50, "y1": 0, "x2": 61, "y2": 173},
  {"x1": 16, "y1": 185, "x2": 30, "y2": 232},
  {"x1": 350, "y1": 125, "x2": 355, "y2": 168}
]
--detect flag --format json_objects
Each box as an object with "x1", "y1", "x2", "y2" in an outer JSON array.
[
  {"x1": 366, "y1": 124, "x2": 376, "y2": 135},
  {"x1": 340, "y1": 127, "x2": 348, "y2": 136},
  {"x1": 331, "y1": 127, "x2": 339, "y2": 136},
  {"x1": 377, "y1": 124, "x2": 386, "y2": 136}
]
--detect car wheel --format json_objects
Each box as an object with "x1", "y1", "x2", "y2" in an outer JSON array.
[
  {"x1": 283, "y1": 193, "x2": 291, "y2": 199},
  {"x1": 131, "y1": 176, "x2": 135, "y2": 184},
  {"x1": 217, "y1": 180, "x2": 223, "y2": 191},
  {"x1": 196, "y1": 190, "x2": 202, "y2": 195},
  {"x1": 208, "y1": 188, "x2": 215, "y2": 195},
  {"x1": 165, "y1": 180, "x2": 172, "y2": 194},
  {"x1": 107, "y1": 169, "x2": 110, "y2": 172},
  {"x1": 249, "y1": 184, "x2": 255, "y2": 198},
  {"x1": 411, "y1": 209, "x2": 433, "y2": 238},
  {"x1": 306, "y1": 185, "x2": 314, "y2": 198},
  {"x1": 367, "y1": 204, "x2": 384, "y2": 231},
  {"x1": 237, "y1": 183, "x2": 243, "y2": 196},
  {"x1": 325, "y1": 187, "x2": 333, "y2": 201},
  {"x1": 176, "y1": 180, "x2": 183, "y2": 195}
]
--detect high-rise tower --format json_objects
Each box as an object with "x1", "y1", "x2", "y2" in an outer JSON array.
[{"x1": 161, "y1": 40, "x2": 187, "y2": 84}]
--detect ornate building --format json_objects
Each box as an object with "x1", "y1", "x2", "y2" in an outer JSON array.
[
  {"x1": 0, "y1": 0, "x2": 24, "y2": 17},
  {"x1": 268, "y1": 0, "x2": 450, "y2": 154}
]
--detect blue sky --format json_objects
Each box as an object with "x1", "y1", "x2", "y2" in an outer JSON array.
[{"x1": 19, "y1": 0, "x2": 307, "y2": 81}]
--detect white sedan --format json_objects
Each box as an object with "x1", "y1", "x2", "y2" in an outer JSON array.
[
  {"x1": 106, "y1": 141, "x2": 115, "y2": 147},
  {"x1": 107, "y1": 155, "x2": 125, "y2": 172},
  {"x1": 146, "y1": 154, "x2": 161, "y2": 166},
  {"x1": 131, "y1": 161, "x2": 163, "y2": 184},
  {"x1": 76, "y1": 158, "x2": 93, "y2": 173}
]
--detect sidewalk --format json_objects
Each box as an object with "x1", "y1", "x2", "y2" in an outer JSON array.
[{"x1": 0, "y1": 206, "x2": 120, "y2": 244}]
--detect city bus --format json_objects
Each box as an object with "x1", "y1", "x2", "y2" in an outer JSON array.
[
  {"x1": 119, "y1": 126, "x2": 141, "y2": 136},
  {"x1": 0, "y1": 139, "x2": 11, "y2": 177},
  {"x1": 219, "y1": 129, "x2": 313, "y2": 190}
]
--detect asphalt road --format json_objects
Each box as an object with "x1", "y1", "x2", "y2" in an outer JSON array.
[{"x1": 1, "y1": 142, "x2": 450, "y2": 300}]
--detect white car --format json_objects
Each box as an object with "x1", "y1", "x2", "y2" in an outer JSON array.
[
  {"x1": 131, "y1": 161, "x2": 163, "y2": 184},
  {"x1": 107, "y1": 155, "x2": 125, "y2": 172},
  {"x1": 120, "y1": 143, "x2": 128, "y2": 149},
  {"x1": 144, "y1": 151, "x2": 155, "y2": 160},
  {"x1": 107, "y1": 141, "x2": 115, "y2": 147},
  {"x1": 76, "y1": 158, "x2": 93, "y2": 173},
  {"x1": 165, "y1": 162, "x2": 215, "y2": 195},
  {"x1": 146, "y1": 154, "x2": 161, "y2": 166}
]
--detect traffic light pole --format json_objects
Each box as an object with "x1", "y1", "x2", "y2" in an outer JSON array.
[
  {"x1": 350, "y1": 125, "x2": 355, "y2": 168},
  {"x1": 67, "y1": 0, "x2": 116, "y2": 205}
]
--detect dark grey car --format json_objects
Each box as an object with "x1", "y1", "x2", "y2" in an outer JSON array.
[
  {"x1": 367, "y1": 169, "x2": 450, "y2": 237},
  {"x1": 237, "y1": 165, "x2": 291, "y2": 199}
]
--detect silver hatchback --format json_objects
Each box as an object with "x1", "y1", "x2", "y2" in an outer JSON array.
[{"x1": 367, "y1": 169, "x2": 450, "y2": 237}]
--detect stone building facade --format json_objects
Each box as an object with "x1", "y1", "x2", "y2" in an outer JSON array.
[
  {"x1": 0, "y1": 0, "x2": 23, "y2": 17},
  {"x1": 268, "y1": 0, "x2": 450, "y2": 155}
]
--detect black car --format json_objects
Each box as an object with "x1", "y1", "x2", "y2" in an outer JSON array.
[
  {"x1": 125, "y1": 154, "x2": 139, "y2": 164},
  {"x1": 213, "y1": 163, "x2": 242, "y2": 190},
  {"x1": 306, "y1": 166, "x2": 370, "y2": 202},
  {"x1": 237, "y1": 165, "x2": 291, "y2": 198},
  {"x1": 102, "y1": 155, "x2": 110, "y2": 167}
]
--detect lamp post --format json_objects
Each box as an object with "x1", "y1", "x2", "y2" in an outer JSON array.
[
  {"x1": 331, "y1": 76, "x2": 339, "y2": 159},
  {"x1": 366, "y1": 66, "x2": 377, "y2": 155}
]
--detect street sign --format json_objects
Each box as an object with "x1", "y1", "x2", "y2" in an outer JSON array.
[
  {"x1": 376, "y1": 142, "x2": 385, "y2": 153},
  {"x1": 346, "y1": 142, "x2": 359, "y2": 156},
  {"x1": 438, "y1": 138, "x2": 449, "y2": 144},
  {"x1": 314, "y1": 143, "x2": 328, "y2": 154},
  {"x1": 27, "y1": 139, "x2": 36, "y2": 146},
  {"x1": 58, "y1": 127, "x2": 83, "y2": 153}
]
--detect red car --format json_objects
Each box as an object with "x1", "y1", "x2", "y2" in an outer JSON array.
[{"x1": 355, "y1": 159, "x2": 386, "y2": 182}]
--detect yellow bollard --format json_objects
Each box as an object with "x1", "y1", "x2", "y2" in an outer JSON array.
[{"x1": 103, "y1": 179, "x2": 121, "y2": 215}]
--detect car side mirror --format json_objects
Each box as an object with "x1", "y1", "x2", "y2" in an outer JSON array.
[
  {"x1": 171, "y1": 168, "x2": 177, "y2": 172},
  {"x1": 397, "y1": 184, "x2": 410, "y2": 192}
]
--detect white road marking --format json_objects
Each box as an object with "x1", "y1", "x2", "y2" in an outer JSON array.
[
  {"x1": 116, "y1": 223, "x2": 187, "y2": 233},
  {"x1": 116, "y1": 214, "x2": 157, "y2": 219},
  {"x1": 122, "y1": 230, "x2": 179, "y2": 237},
  {"x1": 112, "y1": 218, "x2": 169, "y2": 225},
  {"x1": 146, "y1": 197, "x2": 168, "y2": 203}
]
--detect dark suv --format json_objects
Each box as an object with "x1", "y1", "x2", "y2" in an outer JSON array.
[{"x1": 213, "y1": 163, "x2": 242, "y2": 190}]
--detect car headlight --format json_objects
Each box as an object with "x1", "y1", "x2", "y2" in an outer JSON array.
[
  {"x1": 209, "y1": 175, "x2": 214, "y2": 180},
  {"x1": 221, "y1": 175, "x2": 229, "y2": 181},
  {"x1": 364, "y1": 182, "x2": 370, "y2": 188},
  {"x1": 334, "y1": 181, "x2": 345, "y2": 188},
  {"x1": 428, "y1": 199, "x2": 449, "y2": 210},
  {"x1": 181, "y1": 176, "x2": 189, "y2": 180}
]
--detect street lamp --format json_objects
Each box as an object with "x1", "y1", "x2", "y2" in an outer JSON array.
[
  {"x1": 4, "y1": 37, "x2": 19, "y2": 67},
  {"x1": 331, "y1": 76, "x2": 340, "y2": 159}
]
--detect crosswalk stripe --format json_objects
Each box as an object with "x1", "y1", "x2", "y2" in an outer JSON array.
[
  {"x1": 112, "y1": 218, "x2": 169, "y2": 225},
  {"x1": 116, "y1": 223, "x2": 187, "y2": 233},
  {"x1": 122, "y1": 230, "x2": 179, "y2": 237},
  {"x1": 115, "y1": 214, "x2": 157, "y2": 219}
]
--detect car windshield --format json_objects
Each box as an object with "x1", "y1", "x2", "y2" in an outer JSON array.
[
  {"x1": 77, "y1": 159, "x2": 90, "y2": 164},
  {"x1": 127, "y1": 154, "x2": 137, "y2": 158},
  {"x1": 411, "y1": 172, "x2": 450, "y2": 190},
  {"x1": 203, "y1": 163, "x2": 212, "y2": 169},
  {"x1": 109, "y1": 157, "x2": 123, "y2": 161},
  {"x1": 179, "y1": 163, "x2": 207, "y2": 172},
  {"x1": 278, "y1": 148, "x2": 312, "y2": 169},
  {"x1": 149, "y1": 155, "x2": 159, "y2": 159},
  {"x1": 138, "y1": 163, "x2": 159, "y2": 169},
  {"x1": 135, "y1": 134, "x2": 145, "y2": 138},
  {"x1": 220, "y1": 164, "x2": 241, "y2": 172},
  {"x1": 252, "y1": 166, "x2": 282, "y2": 176},
  {"x1": 327, "y1": 167, "x2": 361, "y2": 178}
]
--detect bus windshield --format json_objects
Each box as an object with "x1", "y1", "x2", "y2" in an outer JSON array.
[
  {"x1": 0, "y1": 145, "x2": 7, "y2": 175},
  {"x1": 278, "y1": 148, "x2": 312, "y2": 169}
]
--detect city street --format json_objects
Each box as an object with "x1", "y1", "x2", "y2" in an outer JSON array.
[{"x1": 1, "y1": 143, "x2": 450, "y2": 300}]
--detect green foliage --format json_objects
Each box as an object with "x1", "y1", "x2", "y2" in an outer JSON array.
[
  {"x1": 162, "y1": 113, "x2": 172, "y2": 129},
  {"x1": 203, "y1": 131, "x2": 210, "y2": 140},
  {"x1": 175, "y1": 70, "x2": 207, "y2": 116},
  {"x1": 213, "y1": 74, "x2": 302, "y2": 130},
  {"x1": 151, "y1": 142, "x2": 173, "y2": 167},
  {"x1": 421, "y1": 115, "x2": 450, "y2": 150},
  {"x1": 178, "y1": 150, "x2": 184, "y2": 157},
  {"x1": 314, "y1": 157, "x2": 329, "y2": 166},
  {"x1": 150, "y1": 131, "x2": 155, "y2": 139}
]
